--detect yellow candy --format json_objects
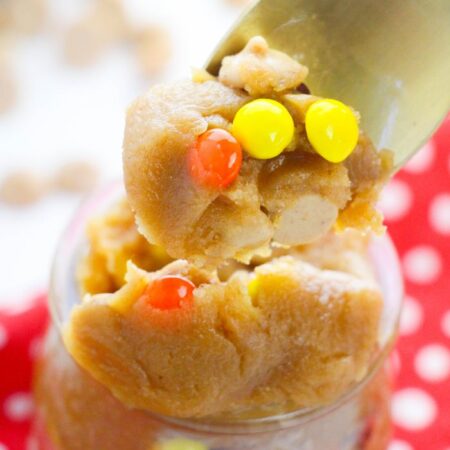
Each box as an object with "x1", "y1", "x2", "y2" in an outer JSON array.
[
  {"x1": 157, "y1": 438, "x2": 208, "y2": 450},
  {"x1": 305, "y1": 99, "x2": 359, "y2": 163},
  {"x1": 232, "y1": 99, "x2": 294, "y2": 159},
  {"x1": 247, "y1": 276, "x2": 260, "y2": 299}
]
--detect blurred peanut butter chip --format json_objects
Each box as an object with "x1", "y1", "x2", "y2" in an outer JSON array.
[
  {"x1": 0, "y1": 68, "x2": 16, "y2": 114},
  {"x1": 53, "y1": 160, "x2": 99, "y2": 194},
  {"x1": 8, "y1": 0, "x2": 48, "y2": 34},
  {"x1": 133, "y1": 25, "x2": 172, "y2": 77},
  {"x1": 63, "y1": 0, "x2": 128, "y2": 66},
  {"x1": 0, "y1": 170, "x2": 48, "y2": 205},
  {"x1": 0, "y1": 33, "x2": 16, "y2": 114}
]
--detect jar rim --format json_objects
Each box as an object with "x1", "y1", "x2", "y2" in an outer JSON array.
[{"x1": 49, "y1": 182, "x2": 403, "y2": 434}]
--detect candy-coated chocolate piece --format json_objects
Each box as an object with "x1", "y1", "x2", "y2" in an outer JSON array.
[
  {"x1": 247, "y1": 277, "x2": 260, "y2": 298},
  {"x1": 157, "y1": 438, "x2": 208, "y2": 450},
  {"x1": 143, "y1": 276, "x2": 195, "y2": 310},
  {"x1": 232, "y1": 98, "x2": 294, "y2": 159},
  {"x1": 305, "y1": 99, "x2": 359, "y2": 163},
  {"x1": 188, "y1": 128, "x2": 242, "y2": 188}
]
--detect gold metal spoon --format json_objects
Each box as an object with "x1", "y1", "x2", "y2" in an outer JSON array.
[{"x1": 207, "y1": 0, "x2": 450, "y2": 168}]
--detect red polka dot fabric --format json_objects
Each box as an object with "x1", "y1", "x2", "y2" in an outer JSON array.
[
  {"x1": 0, "y1": 117, "x2": 449, "y2": 450},
  {"x1": 382, "y1": 114, "x2": 450, "y2": 450},
  {"x1": 0, "y1": 294, "x2": 48, "y2": 450}
]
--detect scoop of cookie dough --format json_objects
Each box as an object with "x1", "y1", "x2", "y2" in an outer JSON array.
[
  {"x1": 218, "y1": 35, "x2": 309, "y2": 96},
  {"x1": 65, "y1": 251, "x2": 382, "y2": 419},
  {"x1": 123, "y1": 37, "x2": 392, "y2": 266}
]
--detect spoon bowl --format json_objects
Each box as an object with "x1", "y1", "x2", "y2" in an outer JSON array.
[{"x1": 207, "y1": 0, "x2": 450, "y2": 168}]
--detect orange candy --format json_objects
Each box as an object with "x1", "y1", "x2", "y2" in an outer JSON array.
[
  {"x1": 143, "y1": 276, "x2": 195, "y2": 311},
  {"x1": 188, "y1": 129, "x2": 242, "y2": 188}
]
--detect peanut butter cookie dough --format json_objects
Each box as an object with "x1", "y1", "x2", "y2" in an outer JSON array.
[
  {"x1": 123, "y1": 37, "x2": 392, "y2": 266},
  {"x1": 66, "y1": 252, "x2": 382, "y2": 418},
  {"x1": 64, "y1": 36, "x2": 392, "y2": 423},
  {"x1": 68, "y1": 197, "x2": 383, "y2": 419}
]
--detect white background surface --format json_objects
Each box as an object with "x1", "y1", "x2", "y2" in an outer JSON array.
[{"x1": 0, "y1": 0, "x2": 243, "y2": 304}]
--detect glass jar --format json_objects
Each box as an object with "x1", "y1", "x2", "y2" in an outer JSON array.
[{"x1": 31, "y1": 184, "x2": 403, "y2": 450}]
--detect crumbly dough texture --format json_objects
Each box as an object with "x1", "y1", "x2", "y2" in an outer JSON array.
[
  {"x1": 78, "y1": 199, "x2": 375, "y2": 296},
  {"x1": 67, "y1": 37, "x2": 390, "y2": 420},
  {"x1": 123, "y1": 37, "x2": 392, "y2": 266},
  {"x1": 77, "y1": 198, "x2": 172, "y2": 295}
]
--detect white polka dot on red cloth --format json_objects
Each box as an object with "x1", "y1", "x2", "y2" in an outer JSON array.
[
  {"x1": 392, "y1": 388, "x2": 437, "y2": 430},
  {"x1": 415, "y1": 344, "x2": 450, "y2": 383},
  {"x1": 402, "y1": 246, "x2": 442, "y2": 284},
  {"x1": 378, "y1": 179, "x2": 413, "y2": 221},
  {"x1": 429, "y1": 193, "x2": 450, "y2": 235},
  {"x1": 0, "y1": 324, "x2": 8, "y2": 350},
  {"x1": 404, "y1": 141, "x2": 435, "y2": 173},
  {"x1": 26, "y1": 436, "x2": 38, "y2": 450},
  {"x1": 0, "y1": 443, "x2": 9, "y2": 450},
  {"x1": 442, "y1": 310, "x2": 450, "y2": 338},
  {"x1": 388, "y1": 440, "x2": 414, "y2": 450},
  {"x1": 3, "y1": 392, "x2": 34, "y2": 421},
  {"x1": 399, "y1": 296, "x2": 423, "y2": 335}
]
